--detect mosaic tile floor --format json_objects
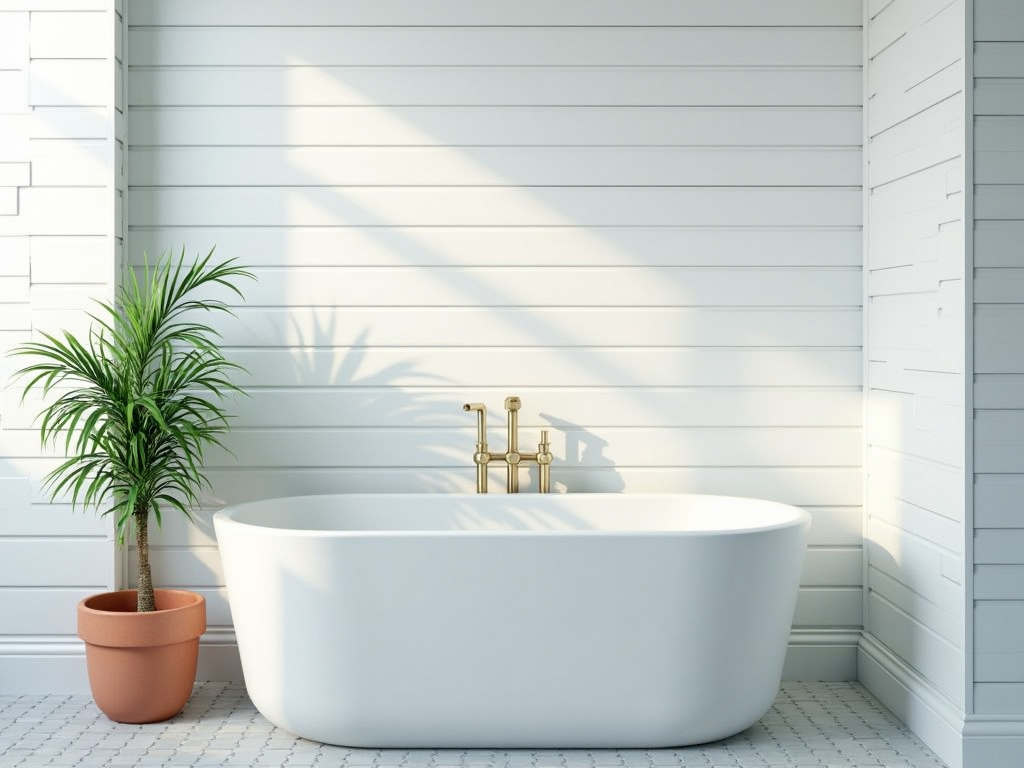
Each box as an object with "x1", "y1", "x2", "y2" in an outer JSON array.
[{"x1": 0, "y1": 682, "x2": 947, "y2": 768}]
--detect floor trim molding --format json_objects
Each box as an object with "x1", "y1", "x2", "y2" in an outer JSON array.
[{"x1": 858, "y1": 633, "x2": 966, "y2": 768}]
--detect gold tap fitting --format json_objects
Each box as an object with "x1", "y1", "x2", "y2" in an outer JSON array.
[{"x1": 462, "y1": 396, "x2": 551, "y2": 494}]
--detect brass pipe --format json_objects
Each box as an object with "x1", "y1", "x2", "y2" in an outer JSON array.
[
  {"x1": 462, "y1": 403, "x2": 489, "y2": 493},
  {"x1": 505, "y1": 396, "x2": 521, "y2": 493}
]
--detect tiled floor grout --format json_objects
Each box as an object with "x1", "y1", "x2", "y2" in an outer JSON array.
[{"x1": 0, "y1": 682, "x2": 947, "y2": 768}]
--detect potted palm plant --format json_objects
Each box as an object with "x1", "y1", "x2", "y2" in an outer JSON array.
[{"x1": 11, "y1": 247, "x2": 254, "y2": 723}]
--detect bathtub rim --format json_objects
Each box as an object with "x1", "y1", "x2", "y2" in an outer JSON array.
[{"x1": 213, "y1": 491, "x2": 812, "y2": 539}]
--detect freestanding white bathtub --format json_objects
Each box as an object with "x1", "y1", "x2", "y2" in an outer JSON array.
[{"x1": 214, "y1": 493, "x2": 810, "y2": 749}]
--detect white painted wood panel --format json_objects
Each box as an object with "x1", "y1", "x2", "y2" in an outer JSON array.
[
  {"x1": 230, "y1": 267, "x2": 862, "y2": 309},
  {"x1": 127, "y1": 67, "x2": 862, "y2": 108},
  {"x1": 127, "y1": 0, "x2": 863, "y2": 28},
  {"x1": 231, "y1": 387, "x2": 863, "y2": 429},
  {"x1": 112, "y1": 2, "x2": 866, "y2": 688},
  {"x1": 30, "y1": 10, "x2": 109, "y2": 59},
  {"x1": 222, "y1": 348, "x2": 861, "y2": 388},
  {"x1": 0, "y1": 0, "x2": 117, "y2": 694},
  {"x1": 128, "y1": 187, "x2": 863, "y2": 228},
  {"x1": 128, "y1": 106, "x2": 863, "y2": 149},
  {"x1": 128, "y1": 147, "x2": 862, "y2": 188},
  {"x1": 863, "y1": 0, "x2": 971, "y2": 745},
  {"x1": 127, "y1": 227, "x2": 864, "y2": 268},
  {"x1": 204, "y1": 426, "x2": 861, "y2": 471},
  {"x1": 226, "y1": 307, "x2": 862, "y2": 349},
  {"x1": 977, "y1": 0, "x2": 1024, "y2": 41},
  {"x1": 202, "y1": 467, "x2": 864, "y2": 508},
  {"x1": 129, "y1": 27, "x2": 861, "y2": 68},
  {"x1": 973, "y1": 0, "x2": 1024, "y2": 721}
]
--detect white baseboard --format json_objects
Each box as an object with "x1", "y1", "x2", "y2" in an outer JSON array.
[
  {"x1": 0, "y1": 638, "x2": 90, "y2": 694},
  {"x1": 858, "y1": 635, "x2": 1024, "y2": 767},
  {"x1": 0, "y1": 632, "x2": 242, "y2": 695},
  {"x1": 3, "y1": 630, "x2": 860, "y2": 694},
  {"x1": 783, "y1": 629, "x2": 859, "y2": 681},
  {"x1": 858, "y1": 633, "x2": 973, "y2": 768}
]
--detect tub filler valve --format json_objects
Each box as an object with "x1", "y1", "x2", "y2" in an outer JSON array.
[{"x1": 462, "y1": 397, "x2": 552, "y2": 494}]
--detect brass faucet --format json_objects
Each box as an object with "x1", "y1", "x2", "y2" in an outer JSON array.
[{"x1": 462, "y1": 396, "x2": 552, "y2": 494}]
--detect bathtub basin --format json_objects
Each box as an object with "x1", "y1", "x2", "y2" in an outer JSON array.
[{"x1": 214, "y1": 492, "x2": 810, "y2": 748}]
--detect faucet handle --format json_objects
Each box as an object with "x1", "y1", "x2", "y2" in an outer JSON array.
[
  {"x1": 504, "y1": 396, "x2": 521, "y2": 411},
  {"x1": 537, "y1": 429, "x2": 552, "y2": 493}
]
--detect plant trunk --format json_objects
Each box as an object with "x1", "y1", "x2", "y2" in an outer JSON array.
[{"x1": 135, "y1": 511, "x2": 156, "y2": 612}]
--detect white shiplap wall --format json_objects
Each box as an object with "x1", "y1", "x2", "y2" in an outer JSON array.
[
  {"x1": 860, "y1": 0, "x2": 970, "y2": 765},
  {"x1": 973, "y1": 0, "x2": 1024, "y2": 721},
  {"x1": 0, "y1": 0, "x2": 119, "y2": 693},
  {"x1": 123, "y1": 0, "x2": 865, "y2": 682}
]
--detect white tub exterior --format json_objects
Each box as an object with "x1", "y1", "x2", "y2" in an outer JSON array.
[{"x1": 214, "y1": 493, "x2": 810, "y2": 748}]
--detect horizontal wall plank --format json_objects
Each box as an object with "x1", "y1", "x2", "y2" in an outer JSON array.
[
  {"x1": 869, "y1": 567, "x2": 963, "y2": 645},
  {"x1": 0, "y1": 588, "x2": 92, "y2": 635},
  {"x1": 126, "y1": 67, "x2": 863, "y2": 108},
  {"x1": 976, "y1": 529, "x2": 1024, "y2": 565},
  {"x1": 224, "y1": 307, "x2": 862, "y2": 349},
  {"x1": 975, "y1": 185, "x2": 1024, "y2": 220},
  {"x1": 127, "y1": 0, "x2": 864, "y2": 28},
  {"x1": 975, "y1": 376, "x2": 1024, "y2": 407},
  {"x1": 2, "y1": 385, "x2": 864, "y2": 432},
  {"x1": 976, "y1": 654, "x2": 1024, "y2": 682},
  {"x1": 974, "y1": 684, "x2": 1024, "y2": 715},
  {"x1": 224, "y1": 267, "x2": 862, "y2": 309},
  {"x1": 975, "y1": 268, "x2": 1024, "y2": 303},
  {"x1": 976, "y1": 602, "x2": 1024, "y2": 653},
  {"x1": 865, "y1": 517, "x2": 963, "y2": 610},
  {"x1": 127, "y1": 187, "x2": 862, "y2": 228},
  {"x1": 976, "y1": 221, "x2": 1024, "y2": 267},
  {"x1": 975, "y1": 566, "x2": 1024, "y2": 600},
  {"x1": 975, "y1": 79, "x2": 1024, "y2": 115},
  {"x1": 975, "y1": 474, "x2": 1024, "y2": 528},
  {"x1": 976, "y1": 115, "x2": 1024, "y2": 154},
  {"x1": 29, "y1": 139, "x2": 109, "y2": 187},
  {"x1": 976, "y1": 0, "x2": 1024, "y2": 41},
  {"x1": 30, "y1": 10, "x2": 109, "y2": 59},
  {"x1": 802, "y1": 547, "x2": 862, "y2": 587},
  {"x1": 0, "y1": 540, "x2": 109, "y2": 588},
  {"x1": 203, "y1": 426, "x2": 862, "y2": 470},
  {"x1": 975, "y1": 410, "x2": 1024, "y2": 473},
  {"x1": 127, "y1": 146, "x2": 862, "y2": 188},
  {"x1": 2, "y1": 188, "x2": 107, "y2": 237},
  {"x1": 127, "y1": 106, "x2": 864, "y2": 149},
  {"x1": 125, "y1": 226, "x2": 863, "y2": 269},
  {"x1": 28, "y1": 60, "x2": 108, "y2": 107},
  {"x1": 222, "y1": 347, "x2": 862, "y2": 388},
  {"x1": 793, "y1": 587, "x2": 862, "y2": 628},
  {"x1": 202, "y1": 467, "x2": 864, "y2": 507},
  {"x1": 975, "y1": 307, "x2": 1024, "y2": 373},
  {"x1": 129, "y1": 28, "x2": 861, "y2": 68}
]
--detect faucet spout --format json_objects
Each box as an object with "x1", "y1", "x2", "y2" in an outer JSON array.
[
  {"x1": 462, "y1": 402, "x2": 487, "y2": 444},
  {"x1": 462, "y1": 403, "x2": 490, "y2": 493}
]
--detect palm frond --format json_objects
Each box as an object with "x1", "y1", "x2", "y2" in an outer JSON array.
[{"x1": 9, "y1": 247, "x2": 254, "y2": 601}]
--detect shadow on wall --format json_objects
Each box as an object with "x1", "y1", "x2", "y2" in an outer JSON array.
[{"x1": 540, "y1": 413, "x2": 624, "y2": 494}]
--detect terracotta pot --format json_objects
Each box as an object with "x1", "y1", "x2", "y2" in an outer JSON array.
[{"x1": 77, "y1": 589, "x2": 206, "y2": 723}]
